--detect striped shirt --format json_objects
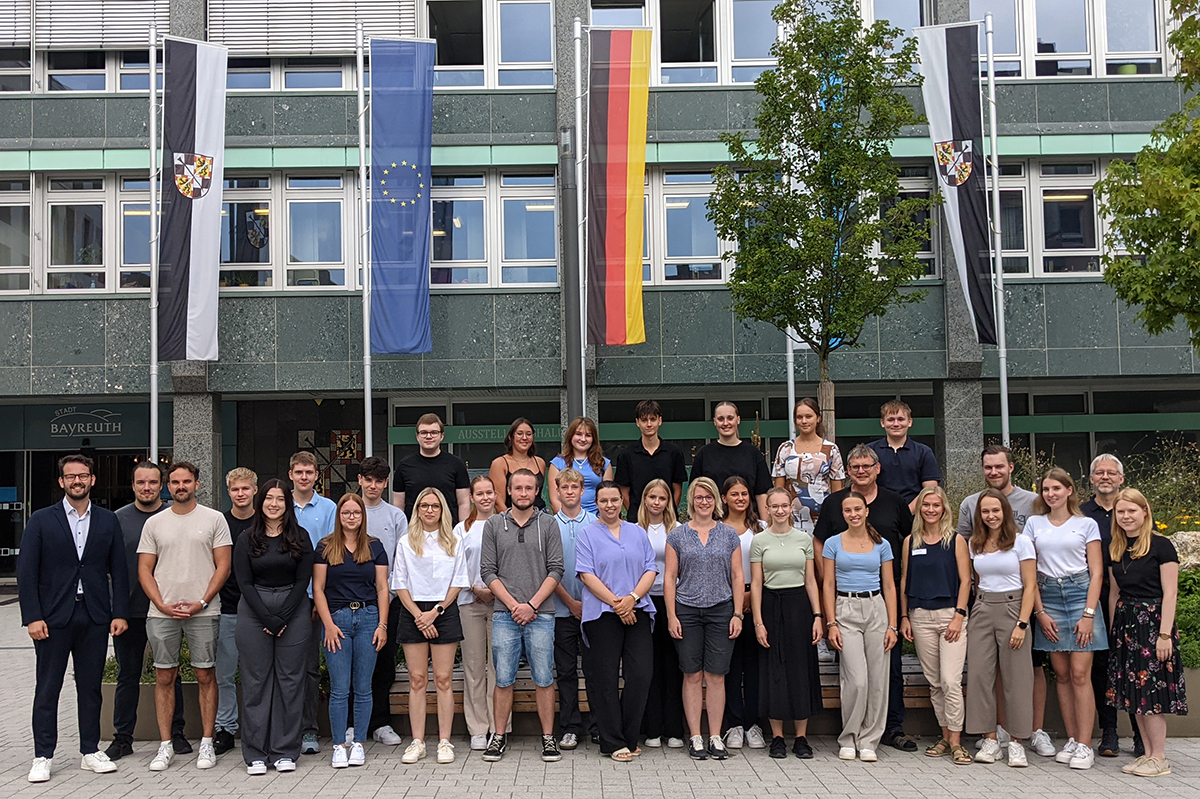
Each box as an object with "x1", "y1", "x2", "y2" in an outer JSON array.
[{"x1": 667, "y1": 522, "x2": 740, "y2": 608}]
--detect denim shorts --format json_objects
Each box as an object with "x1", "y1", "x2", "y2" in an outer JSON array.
[
  {"x1": 491, "y1": 611, "x2": 555, "y2": 688},
  {"x1": 1035, "y1": 570, "x2": 1109, "y2": 652}
]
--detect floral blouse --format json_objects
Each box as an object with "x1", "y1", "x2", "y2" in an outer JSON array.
[{"x1": 772, "y1": 438, "x2": 845, "y2": 529}]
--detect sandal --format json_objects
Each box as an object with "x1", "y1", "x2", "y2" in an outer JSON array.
[
  {"x1": 611, "y1": 747, "x2": 635, "y2": 762},
  {"x1": 630, "y1": 747, "x2": 642, "y2": 757},
  {"x1": 925, "y1": 738, "x2": 951, "y2": 758},
  {"x1": 951, "y1": 745, "x2": 972, "y2": 765}
]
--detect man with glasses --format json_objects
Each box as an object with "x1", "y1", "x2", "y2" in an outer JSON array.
[
  {"x1": 813, "y1": 444, "x2": 916, "y2": 753},
  {"x1": 392, "y1": 413, "x2": 471, "y2": 524},
  {"x1": 19, "y1": 454, "x2": 129, "y2": 783}
]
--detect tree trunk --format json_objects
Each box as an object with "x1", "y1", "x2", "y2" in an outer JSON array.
[{"x1": 818, "y1": 354, "x2": 836, "y2": 442}]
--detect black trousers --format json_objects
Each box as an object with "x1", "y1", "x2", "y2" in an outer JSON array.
[
  {"x1": 554, "y1": 616, "x2": 590, "y2": 734},
  {"x1": 642, "y1": 594, "x2": 684, "y2": 740},
  {"x1": 886, "y1": 639, "x2": 905, "y2": 734},
  {"x1": 368, "y1": 596, "x2": 401, "y2": 734},
  {"x1": 582, "y1": 610, "x2": 653, "y2": 754},
  {"x1": 33, "y1": 599, "x2": 109, "y2": 758},
  {"x1": 724, "y1": 620, "x2": 762, "y2": 730},
  {"x1": 112, "y1": 616, "x2": 185, "y2": 741}
]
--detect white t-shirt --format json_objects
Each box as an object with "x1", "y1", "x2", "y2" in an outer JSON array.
[
  {"x1": 1023, "y1": 514, "x2": 1101, "y2": 578},
  {"x1": 390, "y1": 528, "x2": 470, "y2": 602},
  {"x1": 969, "y1": 535, "x2": 1036, "y2": 593},
  {"x1": 453, "y1": 519, "x2": 488, "y2": 605},
  {"x1": 734, "y1": 521, "x2": 767, "y2": 584},
  {"x1": 138, "y1": 505, "x2": 232, "y2": 618},
  {"x1": 644, "y1": 521, "x2": 680, "y2": 595}
]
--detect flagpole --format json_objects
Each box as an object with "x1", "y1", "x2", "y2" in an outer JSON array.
[
  {"x1": 574, "y1": 17, "x2": 586, "y2": 415},
  {"x1": 357, "y1": 22, "x2": 373, "y2": 457},
  {"x1": 148, "y1": 24, "x2": 160, "y2": 462},
  {"x1": 985, "y1": 14, "x2": 1011, "y2": 446}
]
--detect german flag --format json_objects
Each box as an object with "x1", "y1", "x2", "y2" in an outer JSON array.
[{"x1": 586, "y1": 28, "x2": 651, "y2": 346}]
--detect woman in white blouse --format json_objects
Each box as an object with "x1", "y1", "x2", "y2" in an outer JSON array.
[
  {"x1": 637, "y1": 479, "x2": 685, "y2": 748},
  {"x1": 391, "y1": 487, "x2": 469, "y2": 766}
]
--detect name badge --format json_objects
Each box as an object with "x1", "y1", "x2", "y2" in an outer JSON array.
[{"x1": 911, "y1": 548, "x2": 928, "y2": 556}]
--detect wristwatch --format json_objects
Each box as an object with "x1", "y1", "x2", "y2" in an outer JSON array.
[
  {"x1": 435, "y1": 604, "x2": 445, "y2": 615},
  {"x1": 199, "y1": 599, "x2": 209, "y2": 611},
  {"x1": 954, "y1": 607, "x2": 968, "y2": 617},
  {"x1": 1017, "y1": 620, "x2": 1029, "y2": 630},
  {"x1": 732, "y1": 612, "x2": 745, "y2": 620},
  {"x1": 1158, "y1": 632, "x2": 1171, "y2": 640},
  {"x1": 630, "y1": 590, "x2": 641, "y2": 602}
]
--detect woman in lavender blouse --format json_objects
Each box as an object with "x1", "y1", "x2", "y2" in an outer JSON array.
[{"x1": 576, "y1": 482, "x2": 658, "y2": 762}]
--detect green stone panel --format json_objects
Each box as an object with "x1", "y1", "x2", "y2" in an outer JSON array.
[
  {"x1": 0, "y1": 301, "x2": 31, "y2": 367},
  {"x1": 597, "y1": 292, "x2": 663, "y2": 358},
  {"x1": 218, "y1": 297, "x2": 278, "y2": 363},
  {"x1": 1116, "y1": 300, "x2": 1191, "y2": 347},
  {"x1": 226, "y1": 95, "x2": 275, "y2": 138},
  {"x1": 996, "y1": 83, "x2": 1037, "y2": 125},
  {"x1": 660, "y1": 290, "x2": 733, "y2": 357},
  {"x1": 1107, "y1": 80, "x2": 1181, "y2": 122},
  {"x1": 1047, "y1": 347, "x2": 1120, "y2": 376},
  {"x1": 1117, "y1": 347, "x2": 1196, "y2": 375},
  {"x1": 205, "y1": 362, "x2": 278, "y2": 393},
  {"x1": 661, "y1": 354, "x2": 734, "y2": 384},
  {"x1": 274, "y1": 96, "x2": 350, "y2": 137},
  {"x1": 275, "y1": 295, "x2": 350, "y2": 363},
  {"x1": 368, "y1": 357, "x2": 426, "y2": 390},
  {"x1": 999, "y1": 283, "x2": 1048, "y2": 350},
  {"x1": 877, "y1": 290, "x2": 945, "y2": 352},
  {"x1": 275, "y1": 360, "x2": 350, "y2": 391},
  {"x1": 732, "y1": 313, "x2": 785, "y2": 355},
  {"x1": 427, "y1": 293, "x2": 495, "y2": 360},
  {"x1": 104, "y1": 97, "x2": 148, "y2": 138},
  {"x1": 880, "y1": 350, "x2": 946, "y2": 381},
  {"x1": 653, "y1": 91, "x2": 732, "y2": 136},
  {"x1": 1043, "y1": 281, "x2": 1118, "y2": 348},
  {"x1": 494, "y1": 357, "x2": 561, "y2": 386},
  {"x1": 32, "y1": 97, "x2": 106, "y2": 140},
  {"x1": 432, "y1": 93, "x2": 494, "y2": 137},
  {"x1": 103, "y1": 299, "x2": 151, "y2": 366},
  {"x1": 595, "y1": 354, "x2": 662, "y2": 386},
  {"x1": 0, "y1": 367, "x2": 31, "y2": 396},
  {"x1": 423, "y1": 358, "x2": 494, "y2": 387},
  {"x1": 827, "y1": 350, "x2": 881, "y2": 381},
  {"x1": 104, "y1": 363, "x2": 152, "y2": 393},
  {"x1": 494, "y1": 292, "x2": 560, "y2": 359},
  {"x1": 490, "y1": 93, "x2": 557, "y2": 139},
  {"x1": 733, "y1": 353, "x2": 785, "y2": 383},
  {"x1": 31, "y1": 365, "x2": 107, "y2": 394},
  {"x1": 1036, "y1": 83, "x2": 1109, "y2": 124},
  {"x1": 1002, "y1": 348, "x2": 1050, "y2": 378},
  {"x1": 725, "y1": 91, "x2": 761, "y2": 131},
  {"x1": 31, "y1": 300, "x2": 106, "y2": 367},
  {"x1": 0, "y1": 98, "x2": 32, "y2": 139}
]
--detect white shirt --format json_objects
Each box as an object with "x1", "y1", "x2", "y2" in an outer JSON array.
[
  {"x1": 453, "y1": 519, "x2": 488, "y2": 606},
  {"x1": 734, "y1": 521, "x2": 766, "y2": 584},
  {"x1": 970, "y1": 535, "x2": 1036, "y2": 593},
  {"x1": 390, "y1": 528, "x2": 470, "y2": 602},
  {"x1": 63, "y1": 497, "x2": 91, "y2": 594},
  {"x1": 1023, "y1": 514, "x2": 1101, "y2": 578},
  {"x1": 643, "y1": 522, "x2": 680, "y2": 595}
]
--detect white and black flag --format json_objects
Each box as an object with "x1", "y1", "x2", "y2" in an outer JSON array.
[
  {"x1": 158, "y1": 38, "x2": 227, "y2": 361},
  {"x1": 916, "y1": 24, "x2": 997, "y2": 346}
]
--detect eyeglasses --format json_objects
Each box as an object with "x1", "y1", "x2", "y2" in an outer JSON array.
[
  {"x1": 693, "y1": 495, "x2": 715, "y2": 503},
  {"x1": 767, "y1": 503, "x2": 791, "y2": 511},
  {"x1": 848, "y1": 464, "x2": 877, "y2": 472},
  {"x1": 340, "y1": 510, "x2": 362, "y2": 518},
  {"x1": 417, "y1": 430, "x2": 442, "y2": 438},
  {"x1": 417, "y1": 503, "x2": 441, "y2": 511},
  {"x1": 62, "y1": 474, "x2": 92, "y2": 483}
]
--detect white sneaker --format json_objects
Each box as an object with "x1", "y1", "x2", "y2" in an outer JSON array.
[
  {"x1": 28, "y1": 757, "x2": 51, "y2": 783},
  {"x1": 470, "y1": 734, "x2": 488, "y2": 751},
  {"x1": 975, "y1": 738, "x2": 1002, "y2": 764},
  {"x1": 838, "y1": 747, "x2": 856, "y2": 760},
  {"x1": 996, "y1": 725, "x2": 1012, "y2": 745},
  {"x1": 724, "y1": 725, "x2": 744, "y2": 749},
  {"x1": 745, "y1": 725, "x2": 766, "y2": 749},
  {"x1": 1007, "y1": 742, "x2": 1028, "y2": 768},
  {"x1": 149, "y1": 741, "x2": 173, "y2": 772},
  {"x1": 1029, "y1": 729, "x2": 1056, "y2": 757},
  {"x1": 1055, "y1": 738, "x2": 1079, "y2": 764},
  {"x1": 345, "y1": 727, "x2": 355, "y2": 745},
  {"x1": 372, "y1": 725, "x2": 402, "y2": 745},
  {"x1": 666, "y1": 737, "x2": 685, "y2": 748},
  {"x1": 331, "y1": 744, "x2": 349, "y2": 769},
  {"x1": 1068, "y1": 744, "x2": 1095, "y2": 770},
  {"x1": 247, "y1": 760, "x2": 268, "y2": 775},
  {"x1": 81, "y1": 751, "x2": 117, "y2": 774},
  {"x1": 401, "y1": 739, "x2": 426, "y2": 764},
  {"x1": 644, "y1": 737, "x2": 662, "y2": 748},
  {"x1": 559, "y1": 732, "x2": 578, "y2": 750},
  {"x1": 196, "y1": 740, "x2": 217, "y2": 769},
  {"x1": 348, "y1": 742, "x2": 366, "y2": 766},
  {"x1": 859, "y1": 748, "x2": 878, "y2": 762},
  {"x1": 274, "y1": 758, "x2": 296, "y2": 772},
  {"x1": 817, "y1": 638, "x2": 836, "y2": 662},
  {"x1": 437, "y1": 740, "x2": 455, "y2": 764}
]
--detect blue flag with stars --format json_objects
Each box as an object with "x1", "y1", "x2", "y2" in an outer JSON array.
[{"x1": 369, "y1": 39, "x2": 434, "y2": 354}]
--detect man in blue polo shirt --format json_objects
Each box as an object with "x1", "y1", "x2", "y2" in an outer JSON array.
[
  {"x1": 866, "y1": 399, "x2": 941, "y2": 515},
  {"x1": 288, "y1": 451, "x2": 337, "y2": 755}
]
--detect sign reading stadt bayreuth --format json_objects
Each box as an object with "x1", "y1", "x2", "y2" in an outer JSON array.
[{"x1": 22, "y1": 403, "x2": 164, "y2": 450}]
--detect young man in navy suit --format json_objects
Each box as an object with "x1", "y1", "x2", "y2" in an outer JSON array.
[{"x1": 17, "y1": 453, "x2": 129, "y2": 783}]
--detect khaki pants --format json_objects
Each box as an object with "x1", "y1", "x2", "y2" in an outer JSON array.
[
  {"x1": 966, "y1": 591, "x2": 1033, "y2": 738},
  {"x1": 909, "y1": 607, "x2": 967, "y2": 732},
  {"x1": 836, "y1": 594, "x2": 889, "y2": 752},
  {"x1": 459, "y1": 602, "x2": 503, "y2": 736}
]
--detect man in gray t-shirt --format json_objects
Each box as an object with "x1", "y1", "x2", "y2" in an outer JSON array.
[{"x1": 956, "y1": 445, "x2": 1037, "y2": 535}]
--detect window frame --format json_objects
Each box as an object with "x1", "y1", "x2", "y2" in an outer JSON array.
[
  {"x1": 285, "y1": 180, "x2": 349, "y2": 288},
  {"x1": 0, "y1": 175, "x2": 33, "y2": 293},
  {"x1": 44, "y1": 175, "x2": 112, "y2": 292},
  {"x1": 422, "y1": 0, "x2": 557, "y2": 90},
  {"x1": 0, "y1": 46, "x2": 33, "y2": 93}
]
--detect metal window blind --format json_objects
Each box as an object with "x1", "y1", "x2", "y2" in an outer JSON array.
[
  {"x1": 34, "y1": 0, "x2": 169, "y2": 49},
  {"x1": 207, "y1": 0, "x2": 418, "y2": 55},
  {"x1": 0, "y1": 0, "x2": 32, "y2": 47}
]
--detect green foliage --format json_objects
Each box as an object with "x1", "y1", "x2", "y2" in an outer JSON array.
[
  {"x1": 1177, "y1": 585, "x2": 1200, "y2": 670},
  {"x1": 102, "y1": 637, "x2": 202, "y2": 684},
  {"x1": 706, "y1": 0, "x2": 934, "y2": 382},
  {"x1": 1094, "y1": 0, "x2": 1200, "y2": 351},
  {"x1": 1121, "y1": 439, "x2": 1200, "y2": 535}
]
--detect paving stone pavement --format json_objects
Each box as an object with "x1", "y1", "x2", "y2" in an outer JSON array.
[{"x1": 1, "y1": 600, "x2": 1197, "y2": 799}]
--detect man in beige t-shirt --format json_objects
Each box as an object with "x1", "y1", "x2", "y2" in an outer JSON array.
[{"x1": 137, "y1": 462, "x2": 231, "y2": 773}]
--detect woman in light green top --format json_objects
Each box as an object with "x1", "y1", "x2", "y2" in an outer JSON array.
[{"x1": 750, "y1": 487, "x2": 825, "y2": 759}]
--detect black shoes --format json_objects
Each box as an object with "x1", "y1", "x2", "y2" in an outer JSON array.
[
  {"x1": 793, "y1": 736, "x2": 814, "y2": 759},
  {"x1": 482, "y1": 733, "x2": 507, "y2": 762},
  {"x1": 1098, "y1": 728, "x2": 1120, "y2": 757},
  {"x1": 707, "y1": 735, "x2": 730, "y2": 760},
  {"x1": 1133, "y1": 733, "x2": 1146, "y2": 758},
  {"x1": 541, "y1": 734, "x2": 563, "y2": 762},
  {"x1": 104, "y1": 737, "x2": 134, "y2": 761},
  {"x1": 687, "y1": 736, "x2": 708, "y2": 760},
  {"x1": 172, "y1": 733, "x2": 193, "y2": 754},
  {"x1": 214, "y1": 730, "x2": 236, "y2": 756},
  {"x1": 882, "y1": 730, "x2": 917, "y2": 752},
  {"x1": 769, "y1": 736, "x2": 787, "y2": 759}
]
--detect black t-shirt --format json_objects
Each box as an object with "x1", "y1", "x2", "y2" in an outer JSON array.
[
  {"x1": 114, "y1": 501, "x2": 171, "y2": 618},
  {"x1": 314, "y1": 538, "x2": 389, "y2": 610},
  {"x1": 1112, "y1": 535, "x2": 1178, "y2": 601},
  {"x1": 1081, "y1": 499, "x2": 1115, "y2": 567},
  {"x1": 614, "y1": 438, "x2": 688, "y2": 520},
  {"x1": 814, "y1": 486, "x2": 913, "y2": 576},
  {"x1": 232, "y1": 529, "x2": 314, "y2": 632},
  {"x1": 393, "y1": 450, "x2": 470, "y2": 524},
  {"x1": 689, "y1": 440, "x2": 772, "y2": 498},
  {"x1": 220, "y1": 512, "x2": 255, "y2": 614}
]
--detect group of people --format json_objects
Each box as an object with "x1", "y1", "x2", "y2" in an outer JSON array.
[{"x1": 16, "y1": 399, "x2": 1187, "y2": 783}]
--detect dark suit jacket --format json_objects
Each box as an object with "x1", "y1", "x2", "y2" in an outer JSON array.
[{"x1": 17, "y1": 502, "x2": 129, "y2": 628}]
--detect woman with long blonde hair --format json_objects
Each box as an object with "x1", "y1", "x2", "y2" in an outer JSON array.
[
  {"x1": 899, "y1": 485, "x2": 972, "y2": 764},
  {"x1": 637, "y1": 479, "x2": 684, "y2": 748},
  {"x1": 1106, "y1": 488, "x2": 1186, "y2": 778},
  {"x1": 313, "y1": 493, "x2": 389, "y2": 770},
  {"x1": 390, "y1": 487, "x2": 468, "y2": 765}
]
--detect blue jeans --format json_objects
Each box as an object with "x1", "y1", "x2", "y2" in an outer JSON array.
[
  {"x1": 325, "y1": 605, "x2": 379, "y2": 745},
  {"x1": 215, "y1": 613, "x2": 239, "y2": 733},
  {"x1": 492, "y1": 612, "x2": 555, "y2": 687}
]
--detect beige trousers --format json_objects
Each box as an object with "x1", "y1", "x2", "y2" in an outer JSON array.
[
  {"x1": 459, "y1": 602, "x2": 500, "y2": 737},
  {"x1": 909, "y1": 606, "x2": 967, "y2": 732},
  {"x1": 965, "y1": 591, "x2": 1034, "y2": 738},
  {"x1": 836, "y1": 594, "x2": 890, "y2": 752}
]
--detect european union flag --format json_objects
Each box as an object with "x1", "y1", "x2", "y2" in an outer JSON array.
[{"x1": 369, "y1": 39, "x2": 434, "y2": 354}]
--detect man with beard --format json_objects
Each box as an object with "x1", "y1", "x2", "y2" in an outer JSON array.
[
  {"x1": 480, "y1": 469, "x2": 565, "y2": 763},
  {"x1": 19, "y1": 454, "x2": 129, "y2": 783},
  {"x1": 137, "y1": 462, "x2": 232, "y2": 772},
  {"x1": 107, "y1": 461, "x2": 188, "y2": 762},
  {"x1": 956, "y1": 445, "x2": 1038, "y2": 535}
]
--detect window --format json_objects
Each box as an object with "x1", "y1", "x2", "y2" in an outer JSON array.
[
  {"x1": 227, "y1": 57, "x2": 272, "y2": 90},
  {"x1": 120, "y1": 201, "x2": 152, "y2": 287},
  {"x1": 432, "y1": 175, "x2": 487, "y2": 284},
  {"x1": 880, "y1": 165, "x2": 938, "y2": 277},
  {"x1": 1104, "y1": 0, "x2": 1160, "y2": 74},
  {"x1": 498, "y1": 2, "x2": 554, "y2": 86},
  {"x1": 661, "y1": 172, "x2": 722, "y2": 282},
  {"x1": 1035, "y1": 0, "x2": 1091, "y2": 76},
  {"x1": 971, "y1": 0, "x2": 1022, "y2": 76},
  {"x1": 221, "y1": 176, "x2": 272, "y2": 288},
  {"x1": 0, "y1": 178, "x2": 31, "y2": 291},
  {"x1": 48, "y1": 203, "x2": 105, "y2": 289},
  {"x1": 46, "y1": 51, "x2": 106, "y2": 91},
  {"x1": 659, "y1": 0, "x2": 717, "y2": 83},
  {"x1": 425, "y1": 0, "x2": 553, "y2": 88},
  {"x1": 867, "y1": 0, "x2": 924, "y2": 32},
  {"x1": 118, "y1": 50, "x2": 162, "y2": 91},
  {"x1": 592, "y1": 0, "x2": 646, "y2": 25},
  {"x1": 0, "y1": 48, "x2": 31, "y2": 92},
  {"x1": 730, "y1": 0, "x2": 777, "y2": 82},
  {"x1": 1040, "y1": 161, "x2": 1098, "y2": 272},
  {"x1": 501, "y1": 174, "x2": 556, "y2": 283},
  {"x1": 283, "y1": 57, "x2": 344, "y2": 89}
]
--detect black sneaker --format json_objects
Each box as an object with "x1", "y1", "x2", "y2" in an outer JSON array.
[
  {"x1": 105, "y1": 737, "x2": 133, "y2": 761},
  {"x1": 1133, "y1": 733, "x2": 1146, "y2": 758},
  {"x1": 482, "y1": 733, "x2": 507, "y2": 762},
  {"x1": 214, "y1": 730, "x2": 236, "y2": 756},
  {"x1": 541, "y1": 734, "x2": 562, "y2": 762},
  {"x1": 707, "y1": 735, "x2": 730, "y2": 760},
  {"x1": 687, "y1": 735, "x2": 708, "y2": 760},
  {"x1": 1098, "y1": 728, "x2": 1120, "y2": 757},
  {"x1": 769, "y1": 736, "x2": 787, "y2": 759},
  {"x1": 172, "y1": 733, "x2": 193, "y2": 754},
  {"x1": 793, "y1": 736, "x2": 814, "y2": 759}
]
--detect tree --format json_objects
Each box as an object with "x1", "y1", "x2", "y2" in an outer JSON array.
[
  {"x1": 1095, "y1": 0, "x2": 1200, "y2": 349},
  {"x1": 707, "y1": 0, "x2": 934, "y2": 440}
]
